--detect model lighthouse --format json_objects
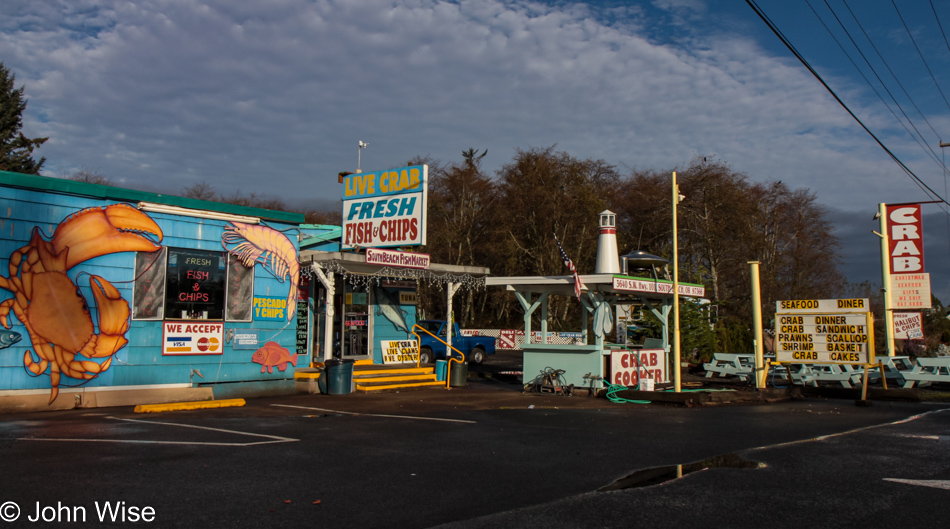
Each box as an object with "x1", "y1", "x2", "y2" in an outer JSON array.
[{"x1": 594, "y1": 210, "x2": 620, "y2": 274}]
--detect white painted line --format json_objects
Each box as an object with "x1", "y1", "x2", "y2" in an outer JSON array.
[
  {"x1": 271, "y1": 404, "x2": 477, "y2": 424},
  {"x1": 748, "y1": 408, "x2": 950, "y2": 452},
  {"x1": 15, "y1": 438, "x2": 290, "y2": 447},
  {"x1": 15, "y1": 416, "x2": 298, "y2": 447},
  {"x1": 883, "y1": 478, "x2": 950, "y2": 490}
]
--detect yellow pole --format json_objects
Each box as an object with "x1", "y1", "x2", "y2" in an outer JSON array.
[
  {"x1": 878, "y1": 203, "x2": 896, "y2": 356},
  {"x1": 672, "y1": 171, "x2": 682, "y2": 393},
  {"x1": 749, "y1": 261, "x2": 765, "y2": 389}
]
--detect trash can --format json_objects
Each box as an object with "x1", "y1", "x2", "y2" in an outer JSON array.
[
  {"x1": 435, "y1": 360, "x2": 448, "y2": 382},
  {"x1": 317, "y1": 367, "x2": 328, "y2": 394},
  {"x1": 449, "y1": 360, "x2": 469, "y2": 387},
  {"x1": 326, "y1": 359, "x2": 355, "y2": 395}
]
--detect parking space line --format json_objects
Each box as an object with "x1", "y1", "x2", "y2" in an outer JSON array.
[
  {"x1": 15, "y1": 416, "x2": 298, "y2": 447},
  {"x1": 271, "y1": 404, "x2": 477, "y2": 424}
]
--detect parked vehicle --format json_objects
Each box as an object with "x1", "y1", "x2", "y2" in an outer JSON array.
[{"x1": 415, "y1": 320, "x2": 495, "y2": 364}]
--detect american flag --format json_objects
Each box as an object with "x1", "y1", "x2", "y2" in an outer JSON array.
[{"x1": 554, "y1": 233, "x2": 585, "y2": 299}]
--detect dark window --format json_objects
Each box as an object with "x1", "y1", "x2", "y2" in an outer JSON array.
[
  {"x1": 133, "y1": 247, "x2": 255, "y2": 321},
  {"x1": 226, "y1": 255, "x2": 254, "y2": 321},
  {"x1": 132, "y1": 248, "x2": 167, "y2": 320},
  {"x1": 165, "y1": 248, "x2": 227, "y2": 320}
]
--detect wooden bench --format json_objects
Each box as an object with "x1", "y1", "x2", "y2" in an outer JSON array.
[
  {"x1": 902, "y1": 357, "x2": 950, "y2": 388},
  {"x1": 704, "y1": 353, "x2": 755, "y2": 381}
]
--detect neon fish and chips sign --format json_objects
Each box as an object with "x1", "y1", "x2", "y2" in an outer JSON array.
[{"x1": 342, "y1": 165, "x2": 428, "y2": 250}]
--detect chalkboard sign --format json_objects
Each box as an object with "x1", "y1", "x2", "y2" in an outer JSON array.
[
  {"x1": 296, "y1": 300, "x2": 309, "y2": 355},
  {"x1": 165, "y1": 248, "x2": 226, "y2": 320}
]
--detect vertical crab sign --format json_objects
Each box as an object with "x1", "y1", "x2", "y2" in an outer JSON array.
[
  {"x1": 0, "y1": 204, "x2": 164, "y2": 403},
  {"x1": 221, "y1": 222, "x2": 299, "y2": 321}
]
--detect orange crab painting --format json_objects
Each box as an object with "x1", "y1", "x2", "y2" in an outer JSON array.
[{"x1": 0, "y1": 204, "x2": 163, "y2": 403}]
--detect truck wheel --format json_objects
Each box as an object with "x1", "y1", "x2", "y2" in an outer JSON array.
[
  {"x1": 470, "y1": 347, "x2": 486, "y2": 365},
  {"x1": 419, "y1": 347, "x2": 434, "y2": 364}
]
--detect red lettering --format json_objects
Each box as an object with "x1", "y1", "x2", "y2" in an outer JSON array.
[
  {"x1": 649, "y1": 352, "x2": 657, "y2": 366},
  {"x1": 621, "y1": 353, "x2": 630, "y2": 369}
]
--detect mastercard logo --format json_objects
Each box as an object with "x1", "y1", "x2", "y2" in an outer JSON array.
[{"x1": 197, "y1": 337, "x2": 220, "y2": 352}]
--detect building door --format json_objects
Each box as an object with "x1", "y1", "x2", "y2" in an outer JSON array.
[{"x1": 340, "y1": 283, "x2": 370, "y2": 359}]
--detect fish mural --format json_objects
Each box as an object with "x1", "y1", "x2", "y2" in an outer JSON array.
[
  {"x1": 251, "y1": 341, "x2": 297, "y2": 373},
  {"x1": 372, "y1": 284, "x2": 410, "y2": 334},
  {"x1": 221, "y1": 222, "x2": 299, "y2": 322},
  {"x1": 0, "y1": 330, "x2": 21, "y2": 349},
  {"x1": 0, "y1": 204, "x2": 164, "y2": 403}
]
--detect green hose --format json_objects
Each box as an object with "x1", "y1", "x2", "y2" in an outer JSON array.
[{"x1": 605, "y1": 382, "x2": 652, "y2": 404}]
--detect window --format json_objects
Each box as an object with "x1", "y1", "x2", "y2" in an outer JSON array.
[
  {"x1": 133, "y1": 248, "x2": 254, "y2": 321},
  {"x1": 132, "y1": 248, "x2": 167, "y2": 320}
]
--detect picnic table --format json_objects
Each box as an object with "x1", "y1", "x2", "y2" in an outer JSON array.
[
  {"x1": 703, "y1": 353, "x2": 755, "y2": 381},
  {"x1": 791, "y1": 364, "x2": 855, "y2": 388},
  {"x1": 902, "y1": 357, "x2": 950, "y2": 388},
  {"x1": 866, "y1": 356, "x2": 915, "y2": 387}
]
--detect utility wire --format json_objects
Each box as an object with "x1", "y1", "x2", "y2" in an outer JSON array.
[
  {"x1": 930, "y1": 0, "x2": 950, "y2": 60},
  {"x1": 890, "y1": 0, "x2": 950, "y2": 113},
  {"x1": 744, "y1": 0, "x2": 950, "y2": 207},
  {"x1": 831, "y1": 0, "x2": 946, "y2": 170},
  {"x1": 808, "y1": 0, "x2": 933, "y2": 161}
]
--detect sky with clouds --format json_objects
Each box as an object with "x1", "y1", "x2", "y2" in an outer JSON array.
[{"x1": 2, "y1": 0, "x2": 950, "y2": 302}]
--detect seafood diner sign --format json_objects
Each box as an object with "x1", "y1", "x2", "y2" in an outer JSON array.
[{"x1": 342, "y1": 164, "x2": 428, "y2": 250}]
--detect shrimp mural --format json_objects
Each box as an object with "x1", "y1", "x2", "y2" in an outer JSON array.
[
  {"x1": 0, "y1": 204, "x2": 164, "y2": 403},
  {"x1": 221, "y1": 222, "x2": 299, "y2": 321}
]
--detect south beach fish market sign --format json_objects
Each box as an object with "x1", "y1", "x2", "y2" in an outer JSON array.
[{"x1": 342, "y1": 165, "x2": 427, "y2": 250}]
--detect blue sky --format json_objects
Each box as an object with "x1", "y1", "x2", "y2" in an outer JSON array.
[{"x1": 2, "y1": 0, "x2": 950, "y2": 302}]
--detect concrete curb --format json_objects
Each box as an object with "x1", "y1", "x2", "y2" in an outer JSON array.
[{"x1": 134, "y1": 398, "x2": 246, "y2": 413}]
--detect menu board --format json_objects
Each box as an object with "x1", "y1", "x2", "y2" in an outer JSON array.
[
  {"x1": 775, "y1": 299, "x2": 874, "y2": 364},
  {"x1": 296, "y1": 300, "x2": 309, "y2": 355}
]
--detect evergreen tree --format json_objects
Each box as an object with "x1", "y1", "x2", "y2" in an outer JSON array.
[{"x1": 0, "y1": 62, "x2": 47, "y2": 174}]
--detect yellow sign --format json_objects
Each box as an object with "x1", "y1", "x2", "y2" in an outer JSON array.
[
  {"x1": 381, "y1": 340, "x2": 419, "y2": 364},
  {"x1": 774, "y1": 311, "x2": 874, "y2": 364},
  {"x1": 776, "y1": 298, "x2": 868, "y2": 312}
]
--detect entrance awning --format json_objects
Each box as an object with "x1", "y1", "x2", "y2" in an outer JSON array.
[{"x1": 300, "y1": 250, "x2": 489, "y2": 289}]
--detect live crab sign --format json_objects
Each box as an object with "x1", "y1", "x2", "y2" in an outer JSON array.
[{"x1": 341, "y1": 165, "x2": 428, "y2": 250}]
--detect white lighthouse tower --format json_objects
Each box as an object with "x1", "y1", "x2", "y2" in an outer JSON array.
[{"x1": 594, "y1": 210, "x2": 620, "y2": 274}]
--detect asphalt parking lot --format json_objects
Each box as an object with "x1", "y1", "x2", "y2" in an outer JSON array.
[{"x1": 2, "y1": 368, "x2": 949, "y2": 528}]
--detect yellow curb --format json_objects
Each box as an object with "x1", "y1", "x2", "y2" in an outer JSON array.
[
  {"x1": 134, "y1": 399, "x2": 246, "y2": 413},
  {"x1": 294, "y1": 371, "x2": 322, "y2": 379}
]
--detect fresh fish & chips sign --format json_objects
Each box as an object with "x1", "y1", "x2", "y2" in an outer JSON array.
[{"x1": 342, "y1": 165, "x2": 428, "y2": 250}]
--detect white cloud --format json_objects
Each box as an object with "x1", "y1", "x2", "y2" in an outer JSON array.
[{"x1": 0, "y1": 0, "x2": 943, "y2": 218}]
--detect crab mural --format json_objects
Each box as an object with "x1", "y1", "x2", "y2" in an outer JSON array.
[{"x1": 0, "y1": 204, "x2": 163, "y2": 403}]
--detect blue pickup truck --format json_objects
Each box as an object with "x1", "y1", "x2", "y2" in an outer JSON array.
[{"x1": 416, "y1": 320, "x2": 496, "y2": 364}]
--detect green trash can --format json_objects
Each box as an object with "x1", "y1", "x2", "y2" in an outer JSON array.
[
  {"x1": 326, "y1": 359, "x2": 355, "y2": 395},
  {"x1": 449, "y1": 360, "x2": 469, "y2": 387}
]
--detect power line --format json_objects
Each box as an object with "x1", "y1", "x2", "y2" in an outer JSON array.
[
  {"x1": 890, "y1": 0, "x2": 950, "y2": 113},
  {"x1": 744, "y1": 0, "x2": 950, "y2": 207},
  {"x1": 806, "y1": 0, "x2": 945, "y2": 172}
]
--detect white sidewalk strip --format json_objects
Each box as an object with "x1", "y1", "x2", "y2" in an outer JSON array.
[{"x1": 271, "y1": 404, "x2": 477, "y2": 424}]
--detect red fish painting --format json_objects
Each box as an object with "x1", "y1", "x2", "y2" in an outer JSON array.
[{"x1": 251, "y1": 341, "x2": 298, "y2": 373}]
